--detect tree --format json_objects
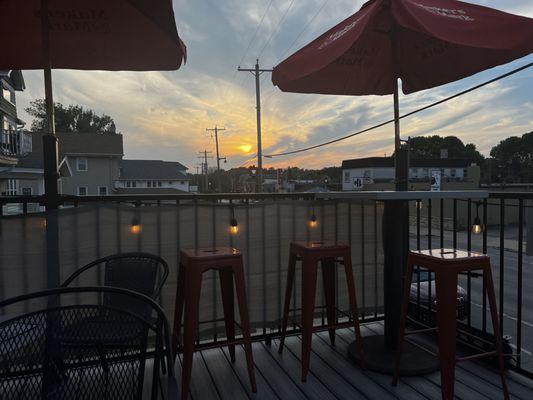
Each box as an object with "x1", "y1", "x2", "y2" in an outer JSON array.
[
  {"x1": 25, "y1": 100, "x2": 117, "y2": 134},
  {"x1": 407, "y1": 135, "x2": 484, "y2": 165},
  {"x1": 489, "y1": 132, "x2": 533, "y2": 183}
]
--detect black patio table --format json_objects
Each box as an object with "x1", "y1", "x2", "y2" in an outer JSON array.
[{"x1": 316, "y1": 190, "x2": 489, "y2": 375}]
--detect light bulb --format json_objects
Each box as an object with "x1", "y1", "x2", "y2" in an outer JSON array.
[
  {"x1": 309, "y1": 215, "x2": 318, "y2": 229},
  {"x1": 230, "y1": 218, "x2": 239, "y2": 235},
  {"x1": 471, "y1": 216, "x2": 483, "y2": 235},
  {"x1": 130, "y1": 218, "x2": 142, "y2": 234}
]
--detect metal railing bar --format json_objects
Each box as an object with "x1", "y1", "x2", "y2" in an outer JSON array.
[
  {"x1": 360, "y1": 200, "x2": 365, "y2": 321},
  {"x1": 516, "y1": 198, "x2": 523, "y2": 367},
  {"x1": 482, "y1": 198, "x2": 487, "y2": 334},
  {"x1": 261, "y1": 202, "x2": 267, "y2": 336},
  {"x1": 499, "y1": 198, "x2": 505, "y2": 337},
  {"x1": 453, "y1": 199, "x2": 457, "y2": 250},
  {"x1": 467, "y1": 199, "x2": 472, "y2": 328},
  {"x1": 440, "y1": 198, "x2": 444, "y2": 249},
  {"x1": 427, "y1": 199, "x2": 432, "y2": 250}
]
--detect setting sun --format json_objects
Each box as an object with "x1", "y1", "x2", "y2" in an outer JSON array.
[{"x1": 238, "y1": 144, "x2": 253, "y2": 153}]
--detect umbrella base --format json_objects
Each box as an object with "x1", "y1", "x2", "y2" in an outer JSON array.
[{"x1": 348, "y1": 335, "x2": 440, "y2": 376}]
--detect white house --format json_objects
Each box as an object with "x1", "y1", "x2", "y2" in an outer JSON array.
[
  {"x1": 115, "y1": 159, "x2": 190, "y2": 194},
  {"x1": 342, "y1": 157, "x2": 478, "y2": 191}
]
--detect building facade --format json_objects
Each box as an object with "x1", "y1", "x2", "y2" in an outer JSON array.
[
  {"x1": 115, "y1": 160, "x2": 189, "y2": 194},
  {"x1": 0, "y1": 70, "x2": 33, "y2": 196},
  {"x1": 342, "y1": 157, "x2": 480, "y2": 191}
]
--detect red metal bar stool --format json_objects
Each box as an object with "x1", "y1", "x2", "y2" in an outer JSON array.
[
  {"x1": 393, "y1": 249, "x2": 509, "y2": 400},
  {"x1": 172, "y1": 247, "x2": 257, "y2": 400},
  {"x1": 279, "y1": 241, "x2": 365, "y2": 381}
]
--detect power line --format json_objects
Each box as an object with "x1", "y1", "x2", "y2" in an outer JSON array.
[
  {"x1": 224, "y1": 0, "x2": 275, "y2": 97},
  {"x1": 257, "y1": 0, "x2": 297, "y2": 59},
  {"x1": 264, "y1": 62, "x2": 533, "y2": 158},
  {"x1": 261, "y1": 0, "x2": 331, "y2": 102}
]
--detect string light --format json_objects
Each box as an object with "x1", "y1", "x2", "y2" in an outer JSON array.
[
  {"x1": 229, "y1": 206, "x2": 239, "y2": 235},
  {"x1": 309, "y1": 205, "x2": 318, "y2": 229},
  {"x1": 130, "y1": 217, "x2": 142, "y2": 234},
  {"x1": 472, "y1": 202, "x2": 484, "y2": 235}
]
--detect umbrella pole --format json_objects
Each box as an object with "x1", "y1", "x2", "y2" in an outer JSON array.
[{"x1": 41, "y1": 0, "x2": 60, "y2": 289}]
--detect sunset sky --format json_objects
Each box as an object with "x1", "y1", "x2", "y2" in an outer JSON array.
[{"x1": 16, "y1": 0, "x2": 533, "y2": 171}]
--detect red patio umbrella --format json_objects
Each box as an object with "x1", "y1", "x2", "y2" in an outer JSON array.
[
  {"x1": 0, "y1": 0, "x2": 186, "y2": 396},
  {"x1": 1, "y1": 0, "x2": 187, "y2": 200},
  {"x1": 272, "y1": 0, "x2": 533, "y2": 188}
]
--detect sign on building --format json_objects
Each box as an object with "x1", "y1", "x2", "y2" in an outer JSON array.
[
  {"x1": 430, "y1": 170, "x2": 441, "y2": 191},
  {"x1": 353, "y1": 177, "x2": 364, "y2": 191}
]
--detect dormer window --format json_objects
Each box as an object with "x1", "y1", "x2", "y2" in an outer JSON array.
[{"x1": 77, "y1": 157, "x2": 88, "y2": 171}]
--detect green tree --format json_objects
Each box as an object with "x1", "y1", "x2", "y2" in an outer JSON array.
[
  {"x1": 489, "y1": 132, "x2": 533, "y2": 183},
  {"x1": 25, "y1": 99, "x2": 117, "y2": 134},
  {"x1": 407, "y1": 135, "x2": 484, "y2": 165}
]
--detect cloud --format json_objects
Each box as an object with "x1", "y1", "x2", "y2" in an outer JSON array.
[{"x1": 15, "y1": 0, "x2": 533, "y2": 171}]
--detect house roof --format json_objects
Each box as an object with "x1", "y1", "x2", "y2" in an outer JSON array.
[
  {"x1": 0, "y1": 70, "x2": 25, "y2": 91},
  {"x1": 17, "y1": 132, "x2": 123, "y2": 169},
  {"x1": 114, "y1": 187, "x2": 189, "y2": 195},
  {"x1": 59, "y1": 132, "x2": 123, "y2": 156},
  {"x1": 342, "y1": 157, "x2": 474, "y2": 169},
  {"x1": 119, "y1": 159, "x2": 188, "y2": 180}
]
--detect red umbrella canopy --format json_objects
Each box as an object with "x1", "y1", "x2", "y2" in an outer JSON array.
[
  {"x1": 272, "y1": 0, "x2": 533, "y2": 95},
  {"x1": 0, "y1": 0, "x2": 186, "y2": 71}
]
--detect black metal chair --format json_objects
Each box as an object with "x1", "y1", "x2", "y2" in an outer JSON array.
[
  {"x1": 0, "y1": 286, "x2": 177, "y2": 400},
  {"x1": 61, "y1": 253, "x2": 169, "y2": 303},
  {"x1": 61, "y1": 253, "x2": 171, "y2": 376}
]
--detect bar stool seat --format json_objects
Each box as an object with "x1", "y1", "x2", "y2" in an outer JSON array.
[
  {"x1": 393, "y1": 249, "x2": 509, "y2": 400},
  {"x1": 172, "y1": 247, "x2": 257, "y2": 400},
  {"x1": 279, "y1": 241, "x2": 365, "y2": 381}
]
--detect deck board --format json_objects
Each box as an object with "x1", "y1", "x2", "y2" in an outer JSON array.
[{"x1": 164, "y1": 322, "x2": 533, "y2": 400}]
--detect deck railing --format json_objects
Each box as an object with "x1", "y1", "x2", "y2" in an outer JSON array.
[
  {"x1": 0, "y1": 191, "x2": 531, "y2": 378},
  {"x1": 0, "y1": 129, "x2": 32, "y2": 158}
]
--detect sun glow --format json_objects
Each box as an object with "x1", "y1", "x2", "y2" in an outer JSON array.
[{"x1": 238, "y1": 144, "x2": 253, "y2": 153}]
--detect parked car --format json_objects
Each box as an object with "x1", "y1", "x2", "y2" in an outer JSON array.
[{"x1": 409, "y1": 269, "x2": 468, "y2": 322}]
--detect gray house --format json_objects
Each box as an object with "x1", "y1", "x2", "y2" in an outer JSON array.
[
  {"x1": 10, "y1": 132, "x2": 123, "y2": 197},
  {"x1": 58, "y1": 133, "x2": 123, "y2": 196},
  {"x1": 115, "y1": 159, "x2": 189, "y2": 194}
]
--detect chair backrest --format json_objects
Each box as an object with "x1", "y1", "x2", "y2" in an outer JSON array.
[
  {"x1": 0, "y1": 286, "x2": 177, "y2": 400},
  {"x1": 61, "y1": 253, "x2": 169, "y2": 316}
]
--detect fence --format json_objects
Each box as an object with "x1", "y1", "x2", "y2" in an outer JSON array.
[
  {"x1": 0, "y1": 191, "x2": 531, "y2": 379},
  {"x1": 0, "y1": 193, "x2": 384, "y2": 345}
]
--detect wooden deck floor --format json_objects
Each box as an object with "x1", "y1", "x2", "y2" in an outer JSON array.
[{"x1": 169, "y1": 322, "x2": 533, "y2": 400}]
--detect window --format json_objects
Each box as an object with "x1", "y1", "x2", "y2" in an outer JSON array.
[
  {"x1": 450, "y1": 169, "x2": 456, "y2": 178},
  {"x1": 157, "y1": 181, "x2": 162, "y2": 187},
  {"x1": 126, "y1": 181, "x2": 131, "y2": 188},
  {"x1": 2, "y1": 82, "x2": 15, "y2": 104},
  {"x1": 147, "y1": 181, "x2": 151, "y2": 187},
  {"x1": 132, "y1": 181, "x2": 137, "y2": 188},
  {"x1": 464, "y1": 169, "x2": 468, "y2": 178},
  {"x1": 98, "y1": 186, "x2": 108, "y2": 196},
  {"x1": 77, "y1": 157, "x2": 88, "y2": 171},
  {"x1": 7, "y1": 179, "x2": 18, "y2": 195},
  {"x1": 77, "y1": 186, "x2": 88, "y2": 196},
  {"x1": 180, "y1": 181, "x2": 185, "y2": 185},
  {"x1": 22, "y1": 187, "x2": 32, "y2": 196},
  {"x1": 344, "y1": 171, "x2": 350, "y2": 183}
]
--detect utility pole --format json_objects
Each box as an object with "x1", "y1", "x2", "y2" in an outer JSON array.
[
  {"x1": 206, "y1": 125, "x2": 226, "y2": 192},
  {"x1": 198, "y1": 150, "x2": 213, "y2": 193},
  {"x1": 238, "y1": 59, "x2": 272, "y2": 192}
]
